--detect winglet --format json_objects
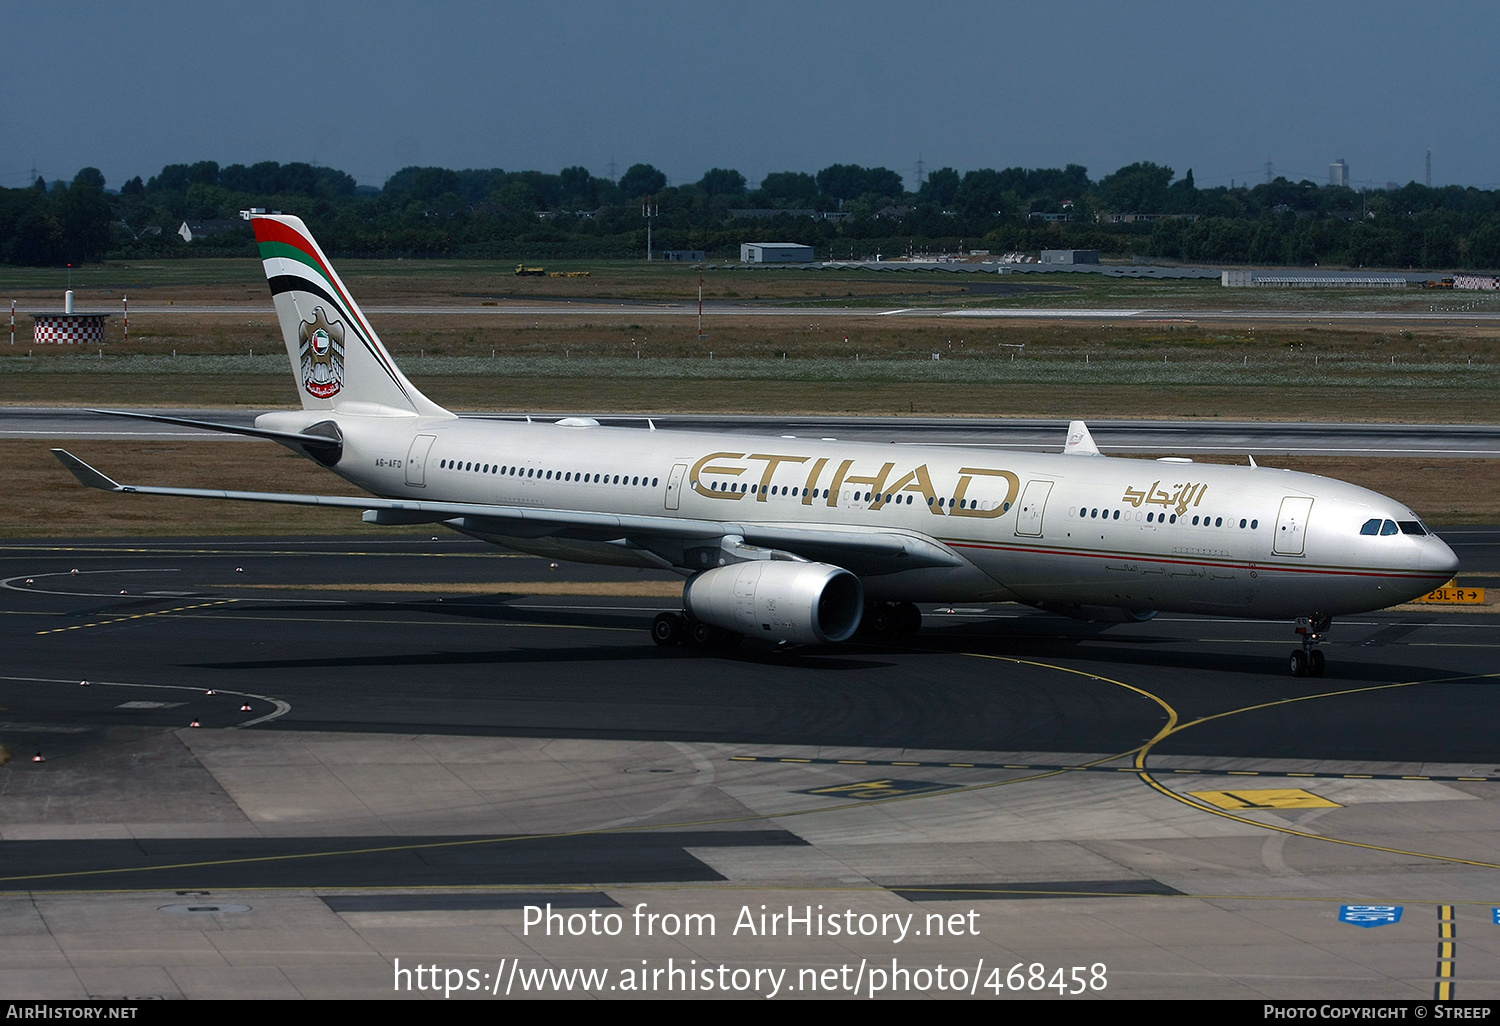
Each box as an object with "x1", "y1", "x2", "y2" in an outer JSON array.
[
  {"x1": 1062, "y1": 420, "x2": 1103, "y2": 456},
  {"x1": 51, "y1": 449, "x2": 124, "y2": 492}
]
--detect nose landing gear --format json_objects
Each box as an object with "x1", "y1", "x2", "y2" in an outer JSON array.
[{"x1": 1290, "y1": 613, "x2": 1331, "y2": 677}]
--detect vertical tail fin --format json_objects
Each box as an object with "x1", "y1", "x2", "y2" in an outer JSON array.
[{"x1": 252, "y1": 214, "x2": 451, "y2": 418}]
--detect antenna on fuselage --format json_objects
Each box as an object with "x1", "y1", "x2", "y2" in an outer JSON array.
[{"x1": 1248, "y1": 455, "x2": 1258, "y2": 467}]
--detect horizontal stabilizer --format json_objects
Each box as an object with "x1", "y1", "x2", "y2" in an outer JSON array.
[
  {"x1": 1063, "y1": 420, "x2": 1103, "y2": 456},
  {"x1": 88, "y1": 409, "x2": 344, "y2": 465}
]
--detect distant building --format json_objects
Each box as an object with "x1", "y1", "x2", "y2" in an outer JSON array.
[
  {"x1": 1040, "y1": 249, "x2": 1099, "y2": 265},
  {"x1": 660, "y1": 250, "x2": 705, "y2": 262},
  {"x1": 729, "y1": 209, "x2": 850, "y2": 223},
  {"x1": 1105, "y1": 212, "x2": 1200, "y2": 224},
  {"x1": 1330, "y1": 160, "x2": 1349, "y2": 188},
  {"x1": 741, "y1": 243, "x2": 815, "y2": 263},
  {"x1": 1223, "y1": 270, "x2": 1405, "y2": 288},
  {"x1": 177, "y1": 219, "x2": 244, "y2": 242}
]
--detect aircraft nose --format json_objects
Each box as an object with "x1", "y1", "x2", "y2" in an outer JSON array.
[{"x1": 1422, "y1": 534, "x2": 1460, "y2": 577}]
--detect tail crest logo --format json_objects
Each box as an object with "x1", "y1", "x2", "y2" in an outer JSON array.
[{"x1": 298, "y1": 307, "x2": 346, "y2": 399}]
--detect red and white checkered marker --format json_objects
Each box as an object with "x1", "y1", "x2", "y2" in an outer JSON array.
[
  {"x1": 240, "y1": 703, "x2": 252, "y2": 712},
  {"x1": 32, "y1": 314, "x2": 107, "y2": 344},
  {"x1": 32, "y1": 753, "x2": 44, "y2": 762},
  {"x1": 189, "y1": 720, "x2": 201, "y2": 728},
  {"x1": 79, "y1": 680, "x2": 89, "y2": 686}
]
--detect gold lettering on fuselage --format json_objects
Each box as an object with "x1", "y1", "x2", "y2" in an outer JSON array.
[
  {"x1": 843, "y1": 462, "x2": 897, "y2": 508},
  {"x1": 825, "y1": 458, "x2": 857, "y2": 506},
  {"x1": 688, "y1": 450, "x2": 1022, "y2": 517},
  {"x1": 1122, "y1": 479, "x2": 1208, "y2": 515},
  {"x1": 747, "y1": 453, "x2": 811, "y2": 501},
  {"x1": 884, "y1": 464, "x2": 941, "y2": 513},
  {"x1": 801, "y1": 456, "x2": 829, "y2": 505},
  {"x1": 691, "y1": 451, "x2": 749, "y2": 499},
  {"x1": 951, "y1": 467, "x2": 1021, "y2": 518}
]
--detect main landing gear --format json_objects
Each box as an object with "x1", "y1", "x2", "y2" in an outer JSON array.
[
  {"x1": 860, "y1": 601, "x2": 922, "y2": 639},
  {"x1": 1289, "y1": 613, "x2": 1331, "y2": 677},
  {"x1": 651, "y1": 611, "x2": 741, "y2": 650}
]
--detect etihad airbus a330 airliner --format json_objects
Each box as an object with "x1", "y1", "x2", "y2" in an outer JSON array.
[{"x1": 54, "y1": 214, "x2": 1459, "y2": 676}]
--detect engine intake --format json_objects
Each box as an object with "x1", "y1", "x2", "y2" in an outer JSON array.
[{"x1": 683, "y1": 561, "x2": 863, "y2": 644}]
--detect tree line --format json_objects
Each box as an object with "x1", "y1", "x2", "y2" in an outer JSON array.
[{"x1": 2, "y1": 158, "x2": 1498, "y2": 269}]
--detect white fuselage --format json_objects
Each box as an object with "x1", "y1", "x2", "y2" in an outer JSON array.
[{"x1": 258, "y1": 408, "x2": 1459, "y2": 620}]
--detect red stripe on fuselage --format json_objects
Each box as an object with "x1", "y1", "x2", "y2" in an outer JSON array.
[{"x1": 947, "y1": 539, "x2": 1444, "y2": 581}]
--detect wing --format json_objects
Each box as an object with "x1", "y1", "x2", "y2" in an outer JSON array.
[{"x1": 52, "y1": 449, "x2": 963, "y2": 576}]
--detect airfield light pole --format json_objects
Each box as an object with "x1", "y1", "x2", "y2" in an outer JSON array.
[{"x1": 642, "y1": 197, "x2": 658, "y2": 261}]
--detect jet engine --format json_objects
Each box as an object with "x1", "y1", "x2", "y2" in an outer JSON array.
[{"x1": 683, "y1": 561, "x2": 863, "y2": 644}]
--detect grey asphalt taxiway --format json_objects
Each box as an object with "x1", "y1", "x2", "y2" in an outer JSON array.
[{"x1": 3, "y1": 532, "x2": 1500, "y2": 1000}]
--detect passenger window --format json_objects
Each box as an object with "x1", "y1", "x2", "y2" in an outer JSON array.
[
  {"x1": 1112, "y1": 510, "x2": 1119, "y2": 520},
  {"x1": 652, "y1": 478, "x2": 659, "y2": 487},
  {"x1": 1169, "y1": 514, "x2": 1177, "y2": 524},
  {"x1": 1251, "y1": 520, "x2": 1258, "y2": 529},
  {"x1": 1214, "y1": 517, "x2": 1222, "y2": 527}
]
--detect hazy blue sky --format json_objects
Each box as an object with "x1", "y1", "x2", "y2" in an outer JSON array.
[{"x1": 5, "y1": 1, "x2": 1496, "y2": 192}]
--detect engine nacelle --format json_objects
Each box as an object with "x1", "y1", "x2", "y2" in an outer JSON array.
[{"x1": 683, "y1": 561, "x2": 863, "y2": 644}]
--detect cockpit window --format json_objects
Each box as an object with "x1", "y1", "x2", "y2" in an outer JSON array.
[
  {"x1": 1360, "y1": 518, "x2": 1381, "y2": 536},
  {"x1": 1398, "y1": 521, "x2": 1427, "y2": 536},
  {"x1": 1381, "y1": 519, "x2": 1399, "y2": 536}
]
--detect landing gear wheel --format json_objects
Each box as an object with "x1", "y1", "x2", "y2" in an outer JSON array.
[
  {"x1": 651, "y1": 612, "x2": 684, "y2": 647},
  {"x1": 892, "y1": 602, "x2": 922, "y2": 636},
  {"x1": 688, "y1": 620, "x2": 714, "y2": 647},
  {"x1": 1291, "y1": 614, "x2": 1332, "y2": 677},
  {"x1": 868, "y1": 604, "x2": 893, "y2": 636}
]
